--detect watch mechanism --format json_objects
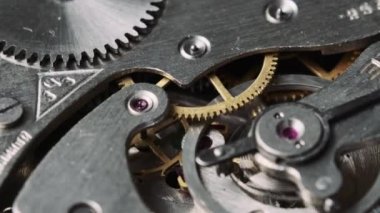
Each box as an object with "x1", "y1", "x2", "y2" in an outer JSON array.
[{"x1": 0, "y1": 0, "x2": 380, "y2": 213}]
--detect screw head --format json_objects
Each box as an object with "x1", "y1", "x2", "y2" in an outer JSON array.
[
  {"x1": 130, "y1": 98, "x2": 149, "y2": 112},
  {"x1": 265, "y1": 0, "x2": 298, "y2": 24},
  {"x1": 69, "y1": 203, "x2": 96, "y2": 213},
  {"x1": 315, "y1": 176, "x2": 333, "y2": 191},
  {"x1": 255, "y1": 103, "x2": 328, "y2": 161},
  {"x1": 0, "y1": 97, "x2": 23, "y2": 129},
  {"x1": 69, "y1": 202, "x2": 101, "y2": 213},
  {"x1": 277, "y1": 118, "x2": 305, "y2": 142},
  {"x1": 281, "y1": 127, "x2": 299, "y2": 140},
  {"x1": 127, "y1": 90, "x2": 158, "y2": 116},
  {"x1": 179, "y1": 35, "x2": 211, "y2": 59}
]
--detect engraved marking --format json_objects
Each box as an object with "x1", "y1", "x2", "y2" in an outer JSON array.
[
  {"x1": 339, "y1": 1, "x2": 379, "y2": 20},
  {"x1": 0, "y1": 131, "x2": 32, "y2": 173},
  {"x1": 43, "y1": 90, "x2": 57, "y2": 102},
  {"x1": 43, "y1": 77, "x2": 63, "y2": 88},
  {"x1": 359, "y1": 2, "x2": 374, "y2": 15},
  {"x1": 36, "y1": 69, "x2": 103, "y2": 120},
  {"x1": 62, "y1": 77, "x2": 76, "y2": 86},
  {"x1": 370, "y1": 58, "x2": 380, "y2": 80},
  {"x1": 360, "y1": 58, "x2": 380, "y2": 80},
  {"x1": 42, "y1": 76, "x2": 77, "y2": 88},
  {"x1": 347, "y1": 8, "x2": 360, "y2": 20}
]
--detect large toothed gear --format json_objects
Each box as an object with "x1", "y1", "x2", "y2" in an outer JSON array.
[
  {"x1": 173, "y1": 53, "x2": 278, "y2": 120},
  {"x1": 0, "y1": 0, "x2": 163, "y2": 67}
]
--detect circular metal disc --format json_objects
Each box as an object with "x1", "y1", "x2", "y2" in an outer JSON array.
[{"x1": 0, "y1": 0, "x2": 161, "y2": 63}]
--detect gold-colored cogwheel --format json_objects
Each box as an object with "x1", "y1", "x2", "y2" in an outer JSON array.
[
  {"x1": 263, "y1": 90, "x2": 311, "y2": 104},
  {"x1": 119, "y1": 53, "x2": 278, "y2": 121},
  {"x1": 249, "y1": 91, "x2": 310, "y2": 118},
  {"x1": 298, "y1": 51, "x2": 360, "y2": 81},
  {"x1": 129, "y1": 118, "x2": 189, "y2": 176},
  {"x1": 173, "y1": 53, "x2": 278, "y2": 120}
]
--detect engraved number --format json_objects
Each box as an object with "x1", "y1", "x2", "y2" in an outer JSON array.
[
  {"x1": 43, "y1": 91, "x2": 57, "y2": 102},
  {"x1": 43, "y1": 77, "x2": 76, "y2": 88}
]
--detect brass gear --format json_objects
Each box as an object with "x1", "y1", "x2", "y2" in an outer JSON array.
[
  {"x1": 121, "y1": 54, "x2": 278, "y2": 175},
  {"x1": 119, "y1": 53, "x2": 277, "y2": 121},
  {"x1": 298, "y1": 51, "x2": 360, "y2": 81},
  {"x1": 263, "y1": 90, "x2": 311, "y2": 104},
  {"x1": 130, "y1": 118, "x2": 189, "y2": 176},
  {"x1": 251, "y1": 74, "x2": 330, "y2": 117},
  {"x1": 173, "y1": 53, "x2": 278, "y2": 120}
]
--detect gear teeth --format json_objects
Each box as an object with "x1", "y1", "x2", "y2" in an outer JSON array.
[
  {"x1": 0, "y1": 41, "x2": 5, "y2": 51},
  {"x1": 141, "y1": 15, "x2": 154, "y2": 25},
  {"x1": 15, "y1": 49, "x2": 26, "y2": 61},
  {"x1": 116, "y1": 38, "x2": 131, "y2": 50},
  {"x1": 0, "y1": 0, "x2": 164, "y2": 69},
  {"x1": 80, "y1": 52, "x2": 91, "y2": 67},
  {"x1": 60, "y1": 54, "x2": 70, "y2": 64},
  {"x1": 264, "y1": 91, "x2": 310, "y2": 104},
  {"x1": 142, "y1": 10, "x2": 155, "y2": 20},
  {"x1": 25, "y1": 50, "x2": 35, "y2": 60},
  {"x1": 72, "y1": 52, "x2": 83, "y2": 65},
  {"x1": 3, "y1": 45, "x2": 15, "y2": 56},
  {"x1": 92, "y1": 55, "x2": 103, "y2": 67},
  {"x1": 106, "y1": 43, "x2": 119, "y2": 55},
  {"x1": 52, "y1": 55, "x2": 63, "y2": 69},
  {"x1": 135, "y1": 21, "x2": 148, "y2": 32},
  {"x1": 98, "y1": 46, "x2": 109, "y2": 58},
  {"x1": 84, "y1": 50, "x2": 96, "y2": 63},
  {"x1": 13, "y1": 46, "x2": 22, "y2": 57},
  {"x1": 39, "y1": 55, "x2": 50, "y2": 67},
  {"x1": 220, "y1": 108, "x2": 227, "y2": 114},
  {"x1": 172, "y1": 53, "x2": 278, "y2": 121},
  {"x1": 130, "y1": 28, "x2": 141, "y2": 39},
  {"x1": 27, "y1": 53, "x2": 38, "y2": 65},
  {"x1": 142, "y1": 14, "x2": 156, "y2": 25},
  {"x1": 149, "y1": 1, "x2": 163, "y2": 12},
  {"x1": 66, "y1": 54, "x2": 79, "y2": 70}
]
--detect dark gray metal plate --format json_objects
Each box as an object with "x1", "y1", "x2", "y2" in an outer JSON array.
[{"x1": 13, "y1": 83, "x2": 169, "y2": 213}]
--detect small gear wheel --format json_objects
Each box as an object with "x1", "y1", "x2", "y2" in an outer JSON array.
[
  {"x1": 0, "y1": 0, "x2": 163, "y2": 67},
  {"x1": 173, "y1": 53, "x2": 278, "y2": 120}
]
